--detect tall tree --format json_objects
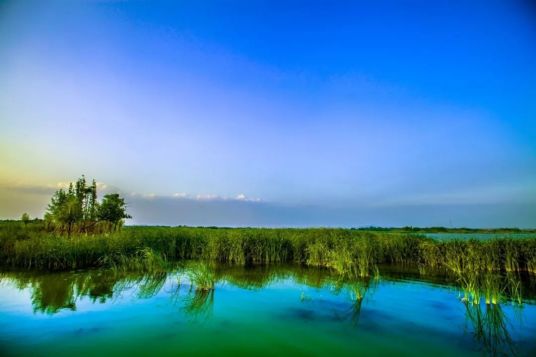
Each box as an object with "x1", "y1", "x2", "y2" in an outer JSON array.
[{"x1": 98, "y1": 194, "x2": 132, "y2": 231}]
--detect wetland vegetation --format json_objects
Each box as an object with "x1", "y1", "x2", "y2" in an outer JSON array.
[{"x1": 2, "y1": 222, "x2": 536, "y2": 279}]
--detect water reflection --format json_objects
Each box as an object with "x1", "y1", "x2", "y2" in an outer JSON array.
[
  {"x1": 29, "y1": 274, "x2": 77, "y2": 314},
  {"x1": 0, "y1": 270, "x2": 170, "y2": 313},
  {"x1": 182, "y1": 288, "x2": 215, "y2": 318},
  {"x1": 456, "y1": 271, "x2": 528, "y2": 356},
  {"x1": 347, "y1": 277, "x2": 377, "y2": 325},
  {"x1": 0, "y1": 265, "x2": 534, "y2": 356},
  {"x1": 136, "y1": 272, "x2": 168, "y2": 299},
  {"x1": 464, "y1": 301, "x2": 514, "y2": 356}
]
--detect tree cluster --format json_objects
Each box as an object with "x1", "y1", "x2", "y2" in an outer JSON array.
[{"x1": 44, "y1": 176, "x2": 131, "y2": 235}]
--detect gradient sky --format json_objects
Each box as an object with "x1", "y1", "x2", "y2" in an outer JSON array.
[{"x1": 1, "y1": 0, "x2": 535, "y2": 227}]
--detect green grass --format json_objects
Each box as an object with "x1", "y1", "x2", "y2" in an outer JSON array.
[
  {"x1": 1, "y1": 222, "x2": 536, "y2": 283},
  {"x1": 186, "y1": 262, "x2": 216, "y2": 291}
]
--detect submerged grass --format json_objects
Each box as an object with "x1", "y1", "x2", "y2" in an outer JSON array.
[{"x1": 1, "y1": 223, "x2": 536, "y2": 282}]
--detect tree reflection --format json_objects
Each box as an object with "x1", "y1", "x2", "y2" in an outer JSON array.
[
  {"x1": 30, "y1": 274, "x2": 77, "y2": 314},
  {"x1": 0, "y1": 270, "x2": 170, "y2": 314}
]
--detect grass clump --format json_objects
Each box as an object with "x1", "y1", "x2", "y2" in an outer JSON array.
[{"x1": 186, "y1": 262, "x2": 216, "y2": 291}]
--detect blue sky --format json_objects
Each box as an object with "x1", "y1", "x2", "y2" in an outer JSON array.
[{"x1": 1, "y1": 0, "x2": 535, "y2": 227}]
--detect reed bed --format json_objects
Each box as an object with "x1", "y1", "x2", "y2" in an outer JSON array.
[{"x1": 1, "y1": 224, "x2": 535, "y2": 280}]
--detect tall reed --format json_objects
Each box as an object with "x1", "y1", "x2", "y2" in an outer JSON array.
[{"x1": 1, "y1": 224, "x2": 535, "y2": 281}]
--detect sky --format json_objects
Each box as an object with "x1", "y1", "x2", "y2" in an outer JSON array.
[{"x1": 1, "y1": 0, "x2": 535, "y2": 227}]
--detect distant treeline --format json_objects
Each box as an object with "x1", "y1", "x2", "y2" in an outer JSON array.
[
  {"x1": 9, "y1": 220, "x2": 532, "y2": 234},
  {"x1": 3, "y1": 219, "x2": 535, "y2": 235}
]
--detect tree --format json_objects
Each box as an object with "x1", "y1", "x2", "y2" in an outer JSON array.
[
  {"x1": 45, "y1": 188, "x2": 82, "y2": 236},
  {"x1": 98, "y1": 194, "x2": 131, "y2": 231},
  {"x1": 88, "y1": 179, "x2": 98, "y2": 221},
  {"x1": 21, "y1": 212, "x2": 30, "y2": 225},
  {"x1": 44, "y1": 176, "x2": 131, "y2": 235}
]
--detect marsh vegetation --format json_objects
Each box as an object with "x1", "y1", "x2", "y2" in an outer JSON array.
[{"x1": 2, "y1": 223, "x2": 536, "y2": 280}]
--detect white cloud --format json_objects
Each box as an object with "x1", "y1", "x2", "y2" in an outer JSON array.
[
  {"x1": 195, "y1": 194, "x2": 220, "y2": 201},
  {"x1": 0, "y1": 179, "x2": 263, "y2": 204},
  {"x1": 127, "y1": 190, "x2": 262, "y2": 202},
  {"x1": 235, "y1": 193, "x2": 261, "y2": 202}
]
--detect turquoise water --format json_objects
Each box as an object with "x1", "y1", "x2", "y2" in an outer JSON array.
[
  {"x1": 1, "y1": 266, "x2": 535, "y2": 356},
  {"x1": 424, "y1": 233, "x2": 536, "y2": 241}
]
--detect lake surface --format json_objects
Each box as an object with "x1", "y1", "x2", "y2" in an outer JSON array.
[
  {"x1": 1, "y1": 265, "x2": 535, "y2": 356},
  {"x1": 424, "y1": 233, "x2": 536, "y2": 241}
]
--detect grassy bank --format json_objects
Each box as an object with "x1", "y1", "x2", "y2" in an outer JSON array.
[{"x1": 1, "y1": 223, "x2": 536, "y2": 279}]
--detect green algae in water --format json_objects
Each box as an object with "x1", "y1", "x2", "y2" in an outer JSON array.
[{"x1": 1, "y1": 266, "x2": 535, "y2": 357}]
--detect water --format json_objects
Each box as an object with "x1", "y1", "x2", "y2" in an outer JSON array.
[
  {"x1": 424, "y1": 233, "x2": 536, "y2": 241},
  {"x1": 1, "y1": 265, "x2": 535, "y2": 356}
]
